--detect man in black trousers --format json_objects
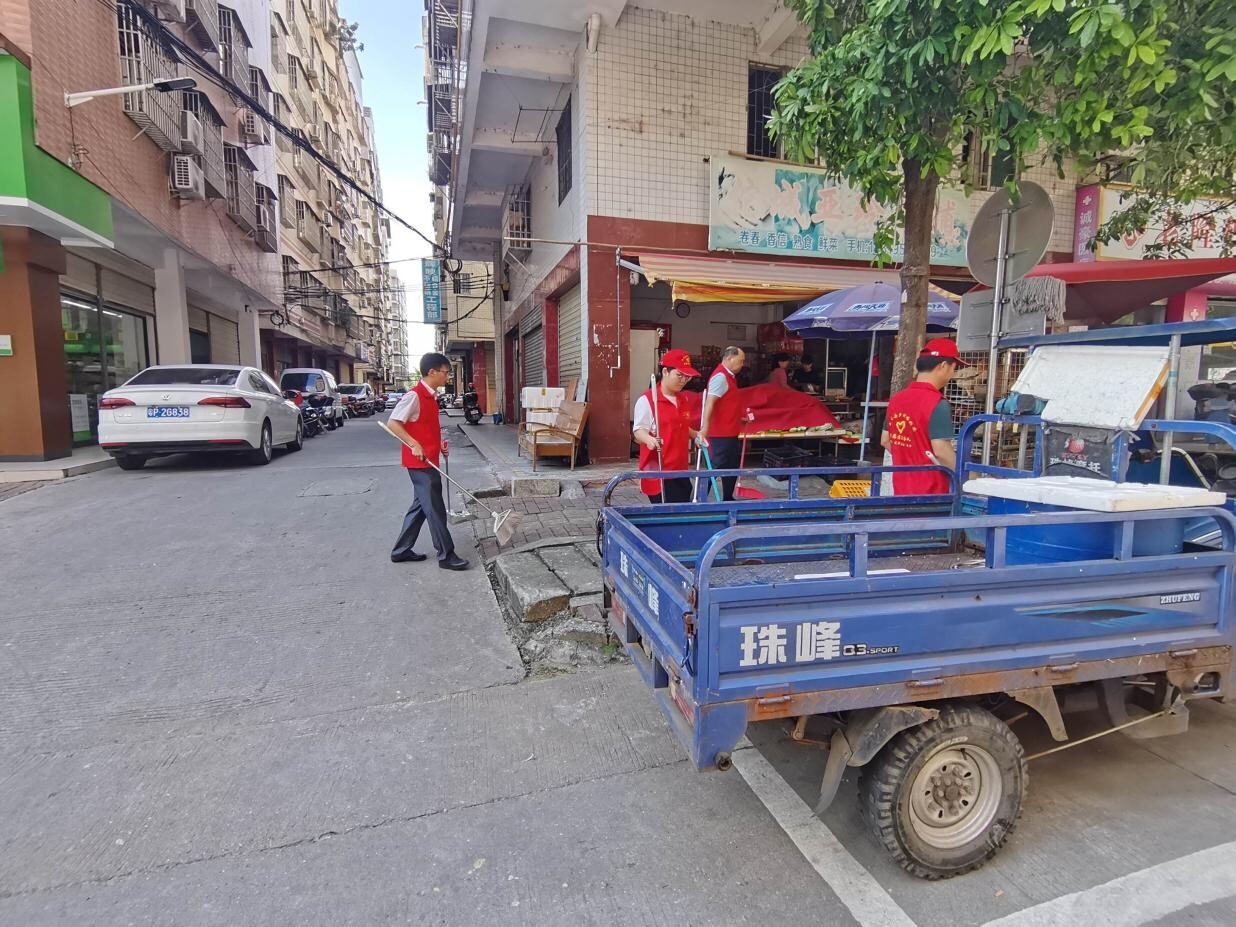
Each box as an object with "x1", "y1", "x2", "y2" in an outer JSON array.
[{"x1": 387, "y1": 352, "x2": 469, "y2": 571}]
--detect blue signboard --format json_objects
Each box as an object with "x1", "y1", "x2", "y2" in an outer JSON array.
[{"x1": 422, "y1": 259, "x2": 441, "y2": 324}]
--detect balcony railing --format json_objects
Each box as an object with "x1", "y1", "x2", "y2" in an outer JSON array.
[
  {"x1": 117, "y1": 6, "x2": 181, "y2": 152},
  {"x1": 185, "y1": 0, "x2": 220, "y2": 50}
]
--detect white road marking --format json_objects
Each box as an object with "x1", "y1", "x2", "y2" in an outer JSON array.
[
  {"x1": 982, "y1": 838, "x2": 1236, "y2": 927},
  {"x1": 731, "y1": 745, "x2": 917, "y2": 927}
]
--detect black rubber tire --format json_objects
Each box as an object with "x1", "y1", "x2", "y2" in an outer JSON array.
[
  {"x1": 857, "y1": 702, "x2": 1026, "y2": 880},
  {"x1": 286, "y1": 418, "x2": 304, "y2": 452},
  {"x1": 116, "y1": 455, "x2": 147, "y2": 471},
  {"x1": 249, "y1": 422, "x2": 274, "y2": 465},
  {"x1": 337, "y1": 409, "x2": 345, "y2": 427},
  {"x1": 325, "y1": 413, "x2": 337, "y2": 431}
]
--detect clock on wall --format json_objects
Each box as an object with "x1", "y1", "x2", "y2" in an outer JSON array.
[{"x1": 673, "y1": 300, "x2": 692, "y2": 319}]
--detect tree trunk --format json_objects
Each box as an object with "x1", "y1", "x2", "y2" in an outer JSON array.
[{"x1": 892, "y1": 158, "x2": 941, "y2": 395}]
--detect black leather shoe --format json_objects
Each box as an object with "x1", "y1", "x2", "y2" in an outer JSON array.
[
  {"x1": 438, "y1": 555, "x2": 470, "y2": 571},
  {"x1": 391, "y1": 552, "x2": 427, "y2": 563}
]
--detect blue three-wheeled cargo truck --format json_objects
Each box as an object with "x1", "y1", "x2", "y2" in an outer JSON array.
[{"x1": 599, "y1": 337, "x2": 1236, "y2": 879}]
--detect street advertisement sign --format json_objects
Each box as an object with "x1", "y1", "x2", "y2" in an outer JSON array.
[
  {"x1": 707, "y1": 153, "x2": 972, "y2": 266},
  {"x1": 422, "y1": 259, "x2": 442, "y2": 324}
]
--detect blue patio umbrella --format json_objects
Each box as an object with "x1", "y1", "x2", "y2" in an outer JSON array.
[{"x1": 781, "y1": 283, "x2": 961, "y2": 459}]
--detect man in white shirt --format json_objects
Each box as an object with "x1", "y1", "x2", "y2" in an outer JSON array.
[{"x1": 698, "y1": 346, "x2": 747, "y2": 500}]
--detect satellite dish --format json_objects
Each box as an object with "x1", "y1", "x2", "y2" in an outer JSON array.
[{"x1": 967, "y1": 181, "x2": 1054, "y2": 287}]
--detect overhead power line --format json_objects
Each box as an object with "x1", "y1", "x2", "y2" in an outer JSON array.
[{"x1": 116, "y1": 0, "x2": 443, "y2": 257}]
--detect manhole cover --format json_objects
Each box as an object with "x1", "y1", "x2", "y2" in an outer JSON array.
[{"x1": 299, "y1": 478, "x2": 375, "y2": 497}]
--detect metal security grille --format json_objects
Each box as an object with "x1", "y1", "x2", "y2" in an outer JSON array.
[
  {"x1": 182, "y1": 91, "x2": 226, "y2": 197},
  {"x1": 949, "y1": 348, "x2": 1033, "y2": 469},
  {"x1": 747, "y1": 65, "x2": 782, "y2": 158},
  {"x1": 557, "y1": 286, "x2": 582, "y2": 393},
  {"x1": 224, "y1": 145, "x2": 257, "y2": 233},
  {"x1": 117, "y1": 7, "x2": 181, "y2": 152},
  {"x1": 218, "y1": 6, "x2": 250, "y2": 90}
]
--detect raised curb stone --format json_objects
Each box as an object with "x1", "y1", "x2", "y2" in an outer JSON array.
[
  {"x1": 540, "y1": 545, "x2": 602, "y2": 596},
  {"x1": 493, "y1": 552, "x2": 570, "y2": 623},
  {"x1": 510, "y1": 477, "x2": 560, "y2": 498}
]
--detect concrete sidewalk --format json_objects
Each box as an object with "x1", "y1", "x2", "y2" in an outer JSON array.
[{"x1": 0, "y1": 445, "x2": 116, "y2": 483}]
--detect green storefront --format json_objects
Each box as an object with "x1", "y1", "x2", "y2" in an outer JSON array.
[{"x1": 0, "y1": 52, "x2": 115, "y2": 459}]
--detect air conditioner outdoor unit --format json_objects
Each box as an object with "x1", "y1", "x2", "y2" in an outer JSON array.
[
  {"x1": 243, "y1": 109, "x2": 268, "y2": 144},
  {"x1": 256, "y1": 203, "x2": 272, "y2": 232},
  {"x1": 179, "y1": 111, "x2": 204, "y2": 156},
  {"x1": 307, "y1": 123, "x2": 322, "y2": 143},
  {"x1": 170, "y1": 155, "x2": 206, "y2": 200},
  {"x1": 152, "y1": 0, "x2": 187, "y2": 22}
]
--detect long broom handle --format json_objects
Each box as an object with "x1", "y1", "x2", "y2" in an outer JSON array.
[
  {"x1": 379, "y1": 421, "x2": 498, "y2": 516},
  {"x1": 650, "y1": 373, "x2": 664, "y2": 472}
]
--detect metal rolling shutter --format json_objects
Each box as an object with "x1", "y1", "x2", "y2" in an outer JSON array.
[
  {"x1": 557, "y1": 285, "x2": 582, "y2": 394},
  {"x1": 520, "y1": 306, "x2": 545, "y2": 387},
  {"x1": 101, "y1": 269, "x2": 155, "y2": 314},
  {"x1": 209, "y1": 313, "x2": 240, "y2": 364},
  {"x1": 61, "y1": 253, "x2": 99, "y2": 296}
]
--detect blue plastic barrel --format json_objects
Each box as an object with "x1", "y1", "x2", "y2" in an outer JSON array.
[{"x1": 986, "y1": 496, "x2": 1186, "y2": 564}]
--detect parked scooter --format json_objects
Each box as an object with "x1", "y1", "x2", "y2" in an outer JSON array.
[
  {"x1": 462, "y1": 383, "x2": 482, "y2": 425},
  {"x1": 285, "y1": 389, "x2": 327, "y2": 437}
]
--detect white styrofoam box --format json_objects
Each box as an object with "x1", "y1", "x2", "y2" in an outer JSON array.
[
  {"x1": 1011, "y1": 345, "x2": 1169, "y2": 430},
  {"x1": 525, "y1": 411, "x2": 556, "y2": 426},
  {"x1": 963, "y1": 476, "x2": 1224, "y2": 512},
  {"x1": 521, "y1": 387, "x2": 565, "y2": 409}
]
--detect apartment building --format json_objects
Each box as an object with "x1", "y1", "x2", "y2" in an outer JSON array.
[
  {"x1": 428, "y1": 1, "x2": 1090, "y2": 462},
  {"x1": 0, "y1": 0, "x2": 403, "y2": 461},
  {"x1": 264, "y1": 0, "x2": 402, "y2": 389},
  {"x1": 427, "y1": 259, "x2": 496, "y2": 411}
]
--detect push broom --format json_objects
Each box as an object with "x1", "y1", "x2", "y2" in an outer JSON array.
[{"x1": 379, "y1": 421, "x2": 518, "y2": 547}]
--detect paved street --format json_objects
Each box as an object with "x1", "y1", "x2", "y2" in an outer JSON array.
[{"x1": 3, "y1": 422, "x2": 1236, "y2": 925}]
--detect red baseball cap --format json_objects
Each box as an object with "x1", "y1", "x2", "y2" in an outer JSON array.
[
  {"x1": 660, "y1": 348, "x2": 701, "y2": 378},
  {"x1": 920, "y1": 338, "x2": 968, "y2": 367}
]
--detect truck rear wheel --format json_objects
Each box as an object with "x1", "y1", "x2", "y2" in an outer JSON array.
[{"x1": 858, "y1": 703, "x2": 1026, "y2": 880}]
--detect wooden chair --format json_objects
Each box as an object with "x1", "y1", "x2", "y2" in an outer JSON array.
[{"x1": 517, "y1": 400, "x2": 590, "y2": 470}]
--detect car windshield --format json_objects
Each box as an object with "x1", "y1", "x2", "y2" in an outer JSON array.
[
  {"x1": 281, "y1": 373, "x2": 325, "y2": 391},
  {"x1": 339, "y1": 385, "x2": 366, "y2": 394},
  {"x1": 127, "y1": 367, "x2": 241, "y2": 386}
]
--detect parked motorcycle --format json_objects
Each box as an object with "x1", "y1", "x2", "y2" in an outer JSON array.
[
  {"x1": 462, "y1": 383, "x2": 482, "y2": 425},
  {"x1": 285, "y1": 389, "x2": 328, "y2": 437},
  {"x1": 436, "y1": 391, "x2": 449, "y2": 412}
]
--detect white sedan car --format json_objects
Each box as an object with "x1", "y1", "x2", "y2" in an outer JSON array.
[{"x1": 98, "y1": 365, "x2": 303, "y2": 470}]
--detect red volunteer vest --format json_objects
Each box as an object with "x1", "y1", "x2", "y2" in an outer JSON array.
[
  {"x1": 400, "y1": 381, "x2": 442, "y2": 469},
  {"x1": 638, "y1": 386, "x2": 691, "y2": 496},
  {"x1": 708, "y1": 364, "x2": 743, "y2": 438},
  {"x1": 885, "y1": 381, "x2": 951, "y2": 495}
]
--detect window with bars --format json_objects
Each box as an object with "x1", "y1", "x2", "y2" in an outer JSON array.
[
  {"x1": 181, "y1": 90, "x2": 226, "y2": 197},
  {"x1": 116, "y1": 5, "x2": 182, "y2": 152},
  {"x1": 556, "y1": 95, "x2": 572, "y2": 204},
  {"x1": 224, "y1": 144, "x2": 257, "y2": 232},
  {"x1": 962, "y1": 130, "x2": 1016, "y2": 190},
  {"x1": 747, "y1": 65, "x2": 783, "y2": 158},
  {"x1": 218, "y1": 6, "x2": 250, "y2": 90}
]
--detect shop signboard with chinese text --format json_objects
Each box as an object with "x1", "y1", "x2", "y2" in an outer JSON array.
[
  {"x1": 1073, "y1": 184, "x2": 1236, "y2": 262},
  {"x1": 708, "y1": 153, "x2": 972, "y2": 266},
  {"x1": 422, "y1": 259, "x2": 442, "y2": 324}
]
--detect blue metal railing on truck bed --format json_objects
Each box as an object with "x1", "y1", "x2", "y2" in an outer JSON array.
[{"x1": 602, "y1": 500, "x2": 1236, "y2": 770}]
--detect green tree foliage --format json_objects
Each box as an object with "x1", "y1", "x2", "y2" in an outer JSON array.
[{"x1": 769, "y1": 0, "x2": 1236, "y2": 392}]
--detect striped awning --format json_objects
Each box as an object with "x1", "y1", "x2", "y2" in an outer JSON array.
[{"x1": 632, "y1": 253, "x2": 958, "y2": 303}]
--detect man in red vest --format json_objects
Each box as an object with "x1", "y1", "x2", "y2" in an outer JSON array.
[
  {"x1": 881, "y1": 338, "x2": 966, "y2": 496},
  {"x1": 632, "y1": 349, "x2": 702, "y2": 503},
  {"x1": 698, "y1": 346, "x2": 747, "y2": 501},
  {"x1": 387, "y1": 352, "x2": 469, "y2": 570}
]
